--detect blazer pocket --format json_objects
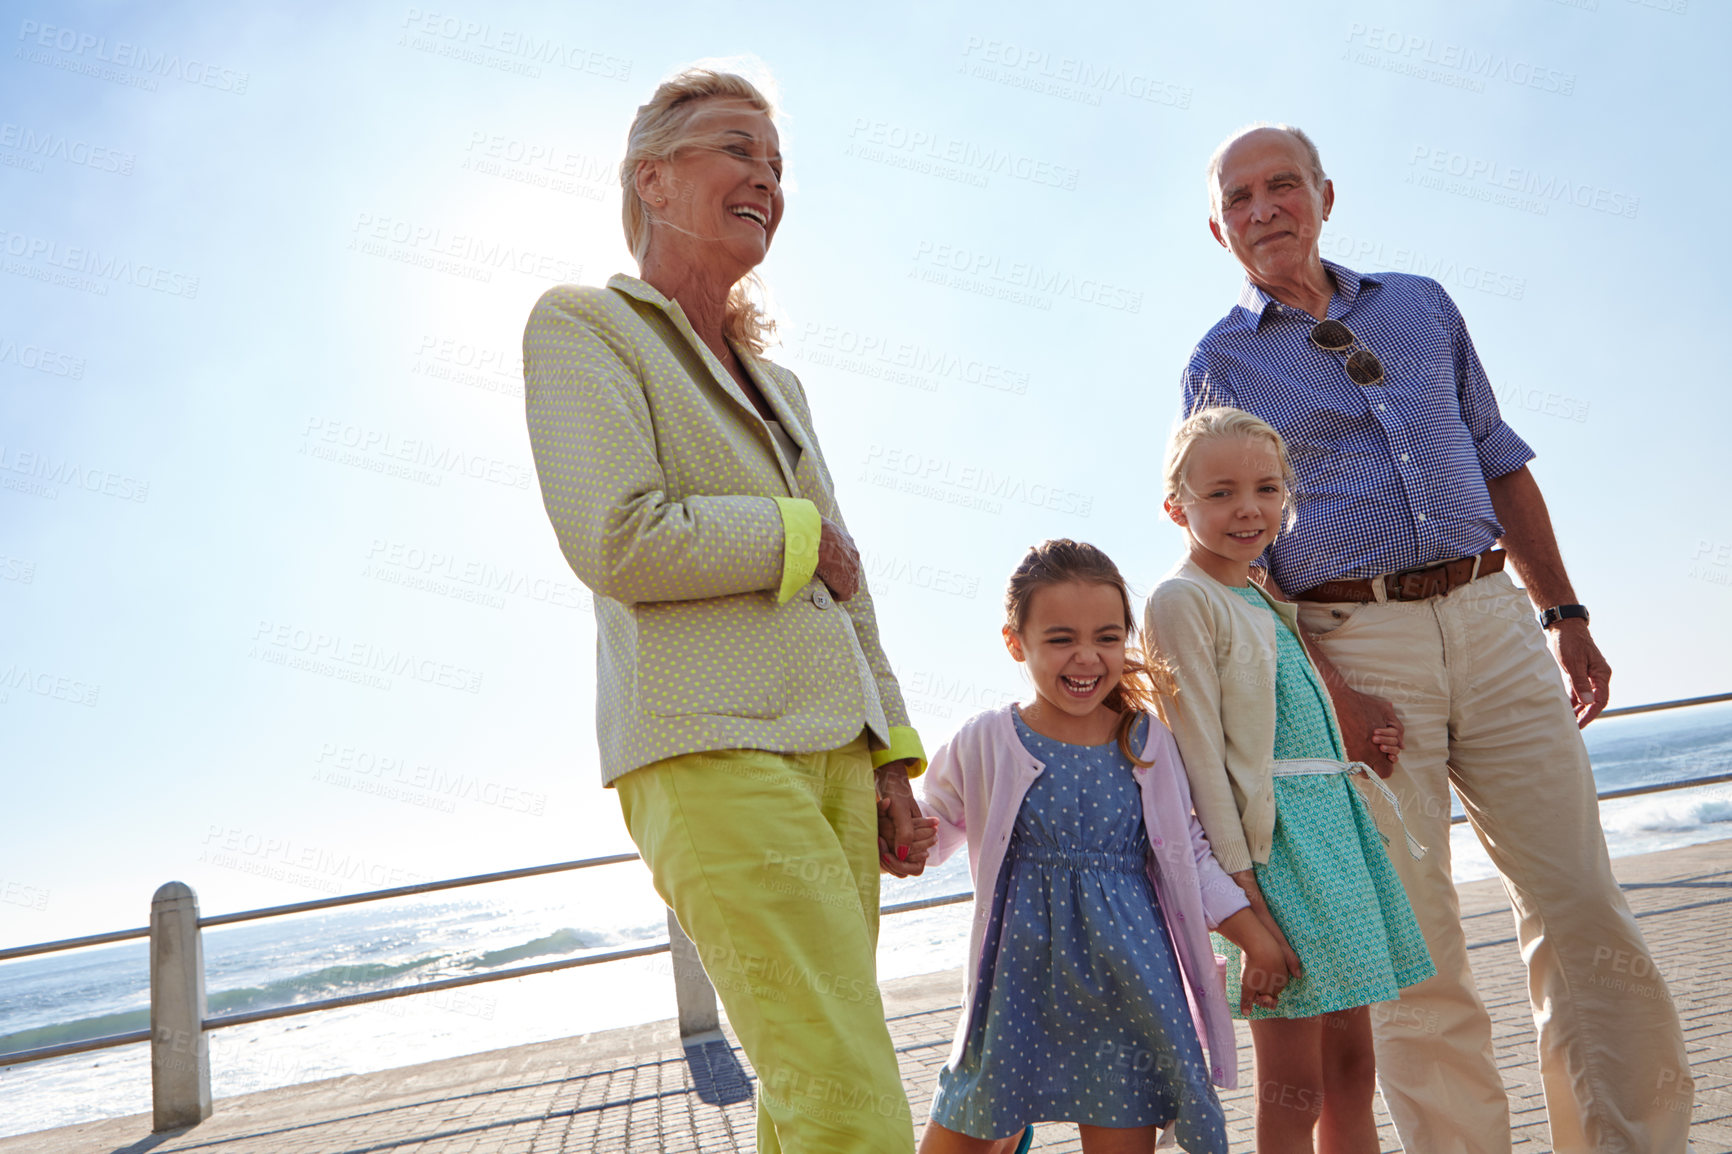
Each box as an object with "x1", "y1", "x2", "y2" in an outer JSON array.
[{"x1": 634, "y1": 596, "x2": 789, "y2": 720}]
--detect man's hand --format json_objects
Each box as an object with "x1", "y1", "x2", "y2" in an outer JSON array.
[
  {"x1": 1548, "y1": 619, "x2": 1611, "y2": 727},
  {"x1": 1333, "y1": 683, "x2": 1403, "y2": 778},
  {"x1": 875, "y1": 761, "x2": 935, "y2": 876},
  {"x1": 815, "y1": 517, "x2": 861, "y2": 601}
]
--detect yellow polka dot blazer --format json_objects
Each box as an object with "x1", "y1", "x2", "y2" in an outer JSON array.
[{"x1": 524, "y1": 274, "x2": 924, "y2": 786}]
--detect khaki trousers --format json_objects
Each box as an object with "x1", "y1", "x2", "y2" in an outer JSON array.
[
  {"x1": 616, "y1": 737, "x2": 915, "y2": 1154},
  {"x1": 1296, "y1": 571, "x2": 1693, "y2": 1153}
]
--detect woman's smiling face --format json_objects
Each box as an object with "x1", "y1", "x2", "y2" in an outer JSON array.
[{"x1": 638, "y1": 98, "x2": 783, "y2": 275}]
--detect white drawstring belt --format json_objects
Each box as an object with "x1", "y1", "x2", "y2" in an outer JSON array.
[{"x1": 1270, "y1": 758, "x2": 1428, "y2": 860}]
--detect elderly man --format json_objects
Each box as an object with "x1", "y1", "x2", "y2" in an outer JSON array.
[{"x1": 1181, "y1": 123, "x2": 1691, "y2": 1153}]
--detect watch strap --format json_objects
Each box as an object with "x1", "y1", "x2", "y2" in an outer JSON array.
[{"x1": 1539, "y1": 603, "x2": 1590, "y2": 629}]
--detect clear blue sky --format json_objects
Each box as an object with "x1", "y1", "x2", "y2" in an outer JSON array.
[{"x1": 3, "y1": 0, "x2": 1728, "y2": 944}]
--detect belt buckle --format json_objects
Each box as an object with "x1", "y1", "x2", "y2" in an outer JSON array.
[{"x1": 1397, "y1": 567, "x2": 1447, "y2": 600}]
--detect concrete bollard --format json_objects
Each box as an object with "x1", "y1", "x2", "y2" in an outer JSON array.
[
  {"x1": 666, "y1": 907, "x2": 720, "y2": 1041},
  {"x1": 150, "y1": 881, "x2": 211, "y2": 1131}
]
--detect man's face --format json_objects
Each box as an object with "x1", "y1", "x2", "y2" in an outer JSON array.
[{"x1": 1210, "y1": 129, "x2": 1334, "y2": 288}]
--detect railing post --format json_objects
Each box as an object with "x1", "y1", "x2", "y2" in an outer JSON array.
[
  {"x1": 151, "y1": 881, "x2": 211, "y2": 1131},
  {"x1": 666, "y1": 908, "x2": 719, "y2": 1041}
]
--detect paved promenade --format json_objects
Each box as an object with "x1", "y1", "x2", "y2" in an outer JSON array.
[{"x1": 7, "y1": 842, "x2": 1727, "y2": 1153}]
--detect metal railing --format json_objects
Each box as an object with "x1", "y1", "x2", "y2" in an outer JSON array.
[{"x1": 2, "y1": 691, "x2": 1727, "y2": 1131}]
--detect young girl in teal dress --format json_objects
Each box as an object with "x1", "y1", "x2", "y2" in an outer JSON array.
[
  {"x1": 918, "y1": 540, "x2": 1290, "y2": 1154},
  {"x1": 1144, "y1": 407, "x2": 1434, "y2": 1153}
]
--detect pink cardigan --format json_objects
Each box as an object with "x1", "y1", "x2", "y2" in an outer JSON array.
[{"x1": 919, "y1": 705, "x2": 1250, "y2": 1089}]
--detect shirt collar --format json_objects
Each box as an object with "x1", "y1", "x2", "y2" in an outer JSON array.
[
  {"x1": 607, "y1": 272, "x2": 670, "y2": 309},
  {"x1": 1232, "y1": 259, "x2": 1383, "y2": 329}
]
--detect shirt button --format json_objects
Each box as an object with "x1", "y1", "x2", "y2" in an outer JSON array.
[
  {"x1": 1416, "y1": 513, "x2": 1427, "y2": 523},
  {"x1": 1378, "y1": 403, "x2": 1388, "y2": 411},
  {"x1": 1401, "y1": 453, "x2": 1411, "y2": 463},
  {"x1": 1152, "y1": 836, "x2": 1164, "y2": 847},
  {"x1": 813, "y1": 589, "x2": 831, "y2": 609}
]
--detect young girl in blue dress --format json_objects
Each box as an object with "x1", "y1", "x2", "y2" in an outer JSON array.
[
  {"x1": 918, "y1": 539, "x2": 1289, "y2": 1154},
  {"x1": 1144, "y1": 407, "x2": 1434, "y2": 1153}
]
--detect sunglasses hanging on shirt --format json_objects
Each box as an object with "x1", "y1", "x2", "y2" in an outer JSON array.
[{"x1": 1310, "y1": 320, "x2": 1386, "y2": 387}]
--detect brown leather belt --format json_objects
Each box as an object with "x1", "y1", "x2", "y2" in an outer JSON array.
[{"x1": 1295, "y1": 549, "x2": 1505, "y2": 603}]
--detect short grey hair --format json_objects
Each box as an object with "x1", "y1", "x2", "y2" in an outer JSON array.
[{"x1": 1206, "y1": 123, "x2": 1327, "y2": 223}]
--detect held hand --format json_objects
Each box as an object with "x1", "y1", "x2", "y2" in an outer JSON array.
[
  {"x1": 1335, "y1": 685, "x2": 1402, "y2": 779},
  {"x1": 815, "y1": 517, "x2": 861, "y2": 602},
  {"x1": 875, "y1": 762, "x2": 929, "y2": 876},
  {"x1": 1216, "y1": 908, "x2": 1291, "y2": 1014},
  {"x1": 1548, "y1": 620, "x2": 1611, "y2": 727},
  {"x1": 1230, "y1": 870, "x2": 1302, "y2": 982}
]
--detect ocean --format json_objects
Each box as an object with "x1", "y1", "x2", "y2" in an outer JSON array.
[{"x1": 3, "y1": 703, "x2": 1729, "y2": 1139}]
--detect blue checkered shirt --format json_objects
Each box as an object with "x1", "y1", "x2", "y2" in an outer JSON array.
[{"x1": 1182, "y1": 261, "x2": 1534, "y2": 596}]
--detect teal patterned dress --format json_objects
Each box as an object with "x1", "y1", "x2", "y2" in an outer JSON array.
[{"x1": 1213, "y1": 586, "x2": 1434, "y2": 1019}]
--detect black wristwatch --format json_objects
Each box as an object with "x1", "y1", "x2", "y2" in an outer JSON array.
[{"x1": 1538, "y1": 604, "x2": 1590, "y2": 629}]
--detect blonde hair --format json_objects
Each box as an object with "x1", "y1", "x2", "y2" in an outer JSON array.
[
  {"x1": 1163, "y1": 406, "x2": 1298, "y2": 531},
  {"x1": 619, "y1": 67, "x2": 778, "y2": 354},
  {"x1": 1003, "y1": 539, "x2": 1177, "y2": 765},
  {"x1": 1205, "y1": 122, "x2": 1327, "y2": 224}
]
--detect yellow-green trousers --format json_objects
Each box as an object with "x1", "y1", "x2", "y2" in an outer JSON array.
[{"x1": 616, "y1": 737, "x2": 914, "y2": 1153}]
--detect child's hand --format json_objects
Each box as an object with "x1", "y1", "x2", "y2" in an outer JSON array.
[
  {"x1": 1372, "y1": 719, "x2": 1404, "y2": 761},
  {"x1": 1230, "y1": 870, "x2": 1302, "y2": 981},
  {"x1": 1239, "y1": 936, "x2": 1292, "y2": 1015},
  {"x1": 880, "y1": 811, "x2": 939, "y2": 875},
  {"x1": 1213, "y1": 907, "x2": 1298, "y2": 1015}
]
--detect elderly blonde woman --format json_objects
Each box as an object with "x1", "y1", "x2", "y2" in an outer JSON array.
[{"x1": 523, "y1": 68, "x2": 932, "y2": 1153}]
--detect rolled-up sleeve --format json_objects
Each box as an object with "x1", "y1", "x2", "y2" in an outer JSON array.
[
  {"x1": 1439, "y1": 285, "x2": 1535, "y2": 479},
  {"x1": 524, "y1": 288, "x2": 789, "y2": 605}
]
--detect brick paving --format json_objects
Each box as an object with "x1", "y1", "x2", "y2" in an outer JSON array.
[{"x1": 5, "y1": 842, "x2": 1727, "y2": 1153}]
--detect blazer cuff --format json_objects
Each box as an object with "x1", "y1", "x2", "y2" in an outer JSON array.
[
  {"x1": 870, "y1": 726, "x2": 927, "y2": 777},
  {"x1": 774, "y1": 497, "x2": 821, "y2": 605}
]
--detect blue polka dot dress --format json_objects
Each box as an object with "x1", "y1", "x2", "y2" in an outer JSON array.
[{"x1": 927, "y1": 711, "x2": 1228, "y2": 1151}]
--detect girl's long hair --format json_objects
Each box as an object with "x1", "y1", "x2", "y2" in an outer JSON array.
[{"x1": 1003, "y1": 539, "x2": 1176, "y2": 766}]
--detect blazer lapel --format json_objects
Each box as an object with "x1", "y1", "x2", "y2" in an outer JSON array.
[{"x1": 734, "y1": 347, "x2": 806, "y2": 497}]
